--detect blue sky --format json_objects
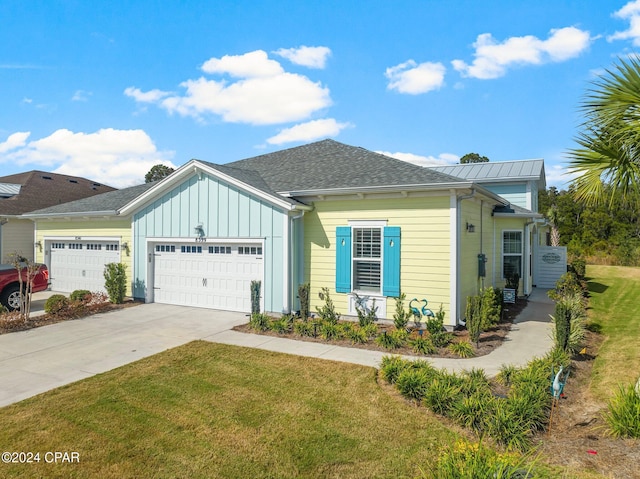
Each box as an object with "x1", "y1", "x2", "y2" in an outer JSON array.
[{"x1": 1, "y1": 0, "x2": 639, "y2": 188}]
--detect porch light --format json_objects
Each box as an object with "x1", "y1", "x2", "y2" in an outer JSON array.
[{"x1": 466, "y1": 222, "x2": 476, "y2": 233}]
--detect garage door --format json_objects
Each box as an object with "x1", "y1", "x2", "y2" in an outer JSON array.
[
  {"x1": 152, "y1": 242, "x2": 263, "y2": 312},
  {"x1": 49, "y1": 240, "x2": 121, "y2": 293}
]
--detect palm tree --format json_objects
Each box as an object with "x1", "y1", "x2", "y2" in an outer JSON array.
[{"x1": 568, "y1": 56, "x2": 640, "y2": 206}]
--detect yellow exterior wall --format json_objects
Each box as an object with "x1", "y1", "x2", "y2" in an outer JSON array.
[
  {"x1": 1, "y1": 219, "x2": 35, "y2": 262},
  {"x1": 459, "y1": 199, "x2": 497, "y2": 306},
  {"x1": 34, "y1": 218, "x2": 133, "y2": 295},
  {"x1": 304, "y1": 195, "x2": 452, "y2": 320}
]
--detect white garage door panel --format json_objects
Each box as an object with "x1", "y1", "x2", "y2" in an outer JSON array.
[
  {"x1": 49, "y1": 241, "x2": 120, "y2": 293},
  {"x1": 153, "y1": 243, "x2": 263, "y2": 312}
]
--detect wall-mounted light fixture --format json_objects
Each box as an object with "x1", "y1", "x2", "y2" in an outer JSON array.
[
  {"x1": 466, "y1": 222, "x2": 476, "y2": 233},
  {"x1": 121, "y1": 241, "x2": 130, "y2": 256},
  {"x1": 35, "y1": 240, "x2": 43, "y2": 252},
  {"x1": 194, "y1": 224, "x2": 206, "y2": 242}
]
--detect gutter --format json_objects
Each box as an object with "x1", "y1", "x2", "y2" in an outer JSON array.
[{"x1": 454, "y1": 188, "x2": 476, "y2": 327}]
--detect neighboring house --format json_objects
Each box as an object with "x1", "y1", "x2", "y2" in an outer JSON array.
[
  {"x1": 0, "y1": 171, "x2": 115, "y2": 263},
  {"x1": 24, "y1": 140, "x2": 547, "y2": 327},
  {"x1": 429, "y1": 160, "x2": 550, "y2": 293}
]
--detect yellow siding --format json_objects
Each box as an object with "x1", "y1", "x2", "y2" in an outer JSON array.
[
  {"x1": 1, "y1": 219, "x2": 35, "y2": 262},
  {"x1": 305, "y1": 196, "x2": 452, "y2": 320},
  {"x1": 35, "y1": 218, "x2": 133, "y2": 295}
]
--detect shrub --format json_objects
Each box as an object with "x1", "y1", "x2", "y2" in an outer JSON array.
[
  {"x1": 496, "y1": 364, "x2": 519, "y2": 386},
  {"x1": 571, "y1": 258, "x2": 586, "y2": 280},
  {"x1": 269, "y1": 317, "x2": 289, "y2": 334},
  {"x1": 424, "y1": 304, "x2": 445, "y2": 336},
  {"x1": 70, "y1": 290, "x2": 91, "y2": 302},
  {"x1": 548, "y1": 271, "x2": 585, "y2": 302},
  {"x1": 423, "y1": 375, "x2": 461, "y2": 417},
  {"x1": 345, "y1": 325, "x2": 368, "y2": 344},
  {"x1": 396, "y1": 367, "x2": 431, "y2": 403},
  {"x1": 431, "y1": 331, "x2": 452, "y2": 348},
  {"x1": 393, "y1": 293, "x2": 412, "y2": 330},
  {"x1": 551, "y1": 300, "x2": 571, "y2": 352},
  {"x1": 461, "y1": 368, "x2": 491, "y2": 394},
  {"x1": 449, "y1": 340, "x2": 475, "y2": 358},
  {"x1": 249, "y1": 312, "x2": 270, "y2": 331},
  {"x1": 604, "y1": 381, "x2": 640, "y2": 438},
  {"x1": 0, "y1": 304, "x2": 6, "y2": 314},
  {"x1": 486, "y1": 398, "x2": 533, "y2": 451},
  {"x1": 423, "y1": 439, "x2": 541, "y2": 479},
  {"x1": 319, "y1": 321, "x2": 341, "y2": 340},
  {"x1": 452, "y1": 390, "x2": 495, "y2": 433},
  {"x1": 380, "y1": 356, "x2": 409, "y2": 384},
  {"x1": 480, "y1": 286, "x2": 501, "y2": 327},
  {"x1": 354, "y1": 294, "x2": 378, "y2": 327},
  {"x1": 297, "y1": 283, "x2": 310, "y2": 321},
  {"x1": 361, "y1": 322, "x2": 378, "y2": 339},
  {"x1": 293, "y1": 320, "x2": 314, "y2": 337},
  {"x1": 551, "y1": 294, "x2": 586, "y2": 354},
  {"x1": 250, "y1": 280, "x2": 261, "y2": 316},
  {"x1": 411, "y1": 335, "x2": 436, "y2": 355},
  {"x1": 375, "y1": 330, "x2": 404, "y2": 350},
  {"x1": 103, "y1": 263, "x2": 127, "y2": 304},
  {"x1": 465, "y1": 295, "x2": 483, "y2": 345},
  {"x1": 44, "y1": 294, "x2": 70, "y2": 314},
  {"x1": 316, "y1": 287, "x2": 340, "y2": 324}
]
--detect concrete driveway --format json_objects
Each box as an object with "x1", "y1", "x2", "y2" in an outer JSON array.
[{"x1": 0, "y1": 302, "x2": 248, "y2": 407}]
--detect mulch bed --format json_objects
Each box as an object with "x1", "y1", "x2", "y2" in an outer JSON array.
[
  {"x1": 233, "y1": 299, "x2": 528, "y2": 358},
  {"x1": 0, "y1": 300, "x2": 141, "y2": 335}
]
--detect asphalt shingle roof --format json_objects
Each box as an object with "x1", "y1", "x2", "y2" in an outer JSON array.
[
  {"x1": 0, "y1": 171, "x2": 116, "y2": 215},
  {"x1": 225, "y1": 139, "x2": 467, "y2": 193},
  {"x1": 26, "y1": 182, "x2": 156, "y2": 216}
]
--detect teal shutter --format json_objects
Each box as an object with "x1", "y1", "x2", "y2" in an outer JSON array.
[
  {"x1": 336, "y1": 227, "x2": 352, "y2": 293},
  {"x1": 382, "y1": 226, "x2": 401, "y2": 297}
]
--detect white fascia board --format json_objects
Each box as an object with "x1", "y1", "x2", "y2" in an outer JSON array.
[{"x1": 493, "y1": 212, "x2": 543, "y2": 219}]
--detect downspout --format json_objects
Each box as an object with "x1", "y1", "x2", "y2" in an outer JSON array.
[{"x1": 455, "y1": 189, "x2": 476, "y2": 327}]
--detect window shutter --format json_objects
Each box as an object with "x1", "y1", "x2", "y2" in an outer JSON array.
[
  {"x1": 336, "y1": 226, "x2": 352, "y2": 293},
  {"x1": 382, "y1": 226, "x2": 401, "y2": 297}
]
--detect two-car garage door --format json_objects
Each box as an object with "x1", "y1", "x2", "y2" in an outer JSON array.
[{"x1": 152, "y1": 242, "x2": 264, "y2": 312}]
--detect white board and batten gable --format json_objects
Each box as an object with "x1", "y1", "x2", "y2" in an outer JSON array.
[{"x1": 125, "y1": 160, "x2": 310, "y2": 314}]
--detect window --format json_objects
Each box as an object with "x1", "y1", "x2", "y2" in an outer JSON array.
[
  {"x1": 52, "y1": 242, "x2": 65, "y2": 249},
  {"x1": 87, "y1": 243, "x2": 102, "y2": 250},
  {"x1": 353, "y1": 228, "x2": 382, "y2": 292},
  {"x1": 502, "y1": 231, "x2": 522, "y2": 279},
  {"x1": 209, "y1": 246, "x2": 232, "y2": 254},
  {"x1": 181, "y1": 245, "x2": 202, "y2": 253},
  {"x1": 336, "y1": 226, "x2": 400, "y2": 297},
  {"x1": 238, "y1": 246, "x2": 263, "y2": 255},
  {"x1": 155, "y1": 244, "x2": 176, "y2": 253},
  {"x1": 68, "y1": 243, "x2": 82, "y2": 250},
  {"x1": 106, "y1": 244, "x2": 119, "y2": 251}
]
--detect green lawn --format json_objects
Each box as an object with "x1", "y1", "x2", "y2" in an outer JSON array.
[
  {"x1": 586, "y1": 265, "x2": 640, "y2": 399},
  {"x1": 0, "y1": 341, "x2": 458, "y2": 479}
]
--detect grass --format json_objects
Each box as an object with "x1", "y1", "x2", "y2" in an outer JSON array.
[
  {"x1": 0, "y1": 341, "x2": 458, "y2": 479},
  {"x1": 586, "y1": 265, "x2": 640, "y2": 399}
]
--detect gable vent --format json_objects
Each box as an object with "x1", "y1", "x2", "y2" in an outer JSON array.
[
  {"x1": 68, "y1": 179, "x2": 78, "y2": 184},
  {"x1": 41, "y1": 175, "x2": 53, "y2": 180}
]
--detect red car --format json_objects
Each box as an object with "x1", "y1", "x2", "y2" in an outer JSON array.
[{"x1": 0, "y1": 263, "x2": 50, "y2": 311}]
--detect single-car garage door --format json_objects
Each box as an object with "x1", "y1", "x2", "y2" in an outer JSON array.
[
  {"x1": 48, "y1": 240, "x2": 121, "y2": 293},
  {"x1": 152, "y1": 242, "x2": 263, "y2": 312}
]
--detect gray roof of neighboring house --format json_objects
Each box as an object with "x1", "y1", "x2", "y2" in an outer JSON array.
[
  {"x1": 25, "y1": 182, "x2": 156, "y2": 216},
  {"x1": 429, "y1": 159, "x2": 546, "y2": 187},
  {"x1": 225, "y1": 139, "x2": 468, "y2": 193},
  {"x1": 0, "y1": 182, "x2": 21, "y2": 198}
]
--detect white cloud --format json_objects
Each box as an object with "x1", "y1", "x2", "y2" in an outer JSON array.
[
  {"x1": 124, "y1": 87, "x2": 171, "y2": 103},
  {"x1": 127, "y1": 50, "x2": 332, "y2": 125},
  {"x1": 452, "y1": 27, "x2": 591, "y2": 79},
  {"x1": 72, "y1": 90, "x2": 92, "y2": 102},
  {"x1": 0, "y1": 129, "x2": 175, "y2": 188},
  {"x1": 201, "y1": 50, "x2": 284, "y2": 77},
  {"x1": 377, "y1": 151, "x2": 459, "y2": 167},
  {"x1": 609, "y1": 0, "x2": 640, "y2": 45},
  {"x1": 273, "y1": 46, "x2": 332, "y2": 68},
  {"x1": 546, "y1": 163, "x2": 578, "y2": 189},
  {"x1": 267, "y1": 118, "x2": 351, "y2": 145},
  {"x1": 0, "y1": 132, "x2": 30, "y2": 153},
  {"x1": 385, "y1": 60, "x2": 446, "y2": 94}
]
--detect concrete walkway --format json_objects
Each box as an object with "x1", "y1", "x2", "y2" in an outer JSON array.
[{"x1": 0, "y1": 288, "x2": 554, "y2": 408}]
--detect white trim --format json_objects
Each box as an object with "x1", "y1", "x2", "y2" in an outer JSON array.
[
  {"x1": 449, "y1": 191, "x2": 458, "y2": 327},
  {"x1": 501, "y1": 229, "x2": 523, "y2": 281},
  {"x1": 43, "y1": 235, "x2": 122, "y2": 242},
  {"x1": 347, "y1": 219, "x2": 388, "y2": 227},
  {"x1": 283, "y1": 211, "x2": 290, "y2": 313},
  {"x1": 145, "y1": 236, "x2": 266, "y2": 244}
]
